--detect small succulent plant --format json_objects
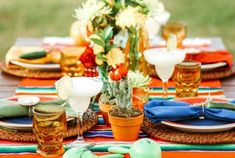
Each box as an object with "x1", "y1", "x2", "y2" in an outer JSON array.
[{"x1": 128, "y1": 70, "x2": 152, "y2": 89}]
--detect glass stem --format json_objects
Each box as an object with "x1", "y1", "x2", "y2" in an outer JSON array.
[
  {"x1": 162, "y1": 81, "x2": 168, "y2": 99},
  {"x1": 77, "y1": 113, "x2": 84, "y2": 141}
]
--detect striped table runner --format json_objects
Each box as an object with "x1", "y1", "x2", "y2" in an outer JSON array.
[
  {"x1": 13, "y1": 77, "x2": 226, "y2": 143},
  {"x1": 15, "y1": 78, "x2": 225, "y2": 99},
  {"x1": 2, "y1": 77, "x2": 235, "y2": 157}
]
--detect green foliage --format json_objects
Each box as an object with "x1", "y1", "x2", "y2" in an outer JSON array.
[{"x1": 90, "y1": 38, "x2": 105, "y2": 47}]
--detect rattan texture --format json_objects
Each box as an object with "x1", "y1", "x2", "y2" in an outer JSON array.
[
  {"x1": 142, "y1": 118, "x2": 235, "y2": 144},
  {"x1": 0, "y1": 109, "x2": 97, "y2": 142}
]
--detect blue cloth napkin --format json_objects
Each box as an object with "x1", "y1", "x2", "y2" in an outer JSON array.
[{"x1": 144, "y1": 100, "x2": 235, "y2": 123}]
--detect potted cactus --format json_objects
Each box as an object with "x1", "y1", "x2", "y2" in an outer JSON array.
[{"x1": 108, "y1": 64, "x2": 144, "y2": 141}]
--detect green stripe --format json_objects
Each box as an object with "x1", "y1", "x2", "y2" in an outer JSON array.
[
  {"x1": 16, "y1": 87, "x2": 55, "y2": 91},
  {"x1": 1, "y1": 143, "x2": 235, "y2": 153}
]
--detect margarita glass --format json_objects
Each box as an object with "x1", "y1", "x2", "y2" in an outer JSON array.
[
  {"x1": 144, "y1": 48, "x2": 185, "y2": 99},
  {"x1": 55, "y1": 76, "x2": 103, "y2": 147}
]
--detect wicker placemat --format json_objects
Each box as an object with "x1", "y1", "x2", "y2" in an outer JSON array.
[
  {"x1": 0, "y1": 109, "x2": 97, "y2": 142},
  {"x1": 142, "y1": 118, "x2": 235, "y2": 144},
  {"x1": 0, "y1": 62, "x2": 62, "y2": 79}
]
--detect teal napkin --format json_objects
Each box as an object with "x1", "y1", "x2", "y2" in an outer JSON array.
[
  {"x1": 208, "y1": 101, "x2": 235, "y2": 111},
  {"x1": 0, "y1": 99, "x2": 76, "y2": 118}
]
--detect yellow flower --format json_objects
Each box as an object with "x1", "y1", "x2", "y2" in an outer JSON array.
[
  {"x1": 106, "y1": 48, "x2": 125, "y2": 68},
  {"x1": 95, "y1": 56, "x2": 104, "y2": 65},
  {"x1": 116, "y1": 6, "x2": 146, "y2": 29},
  {"x1": 93, "y1": 44, "x2": 104, "y2": 55}
]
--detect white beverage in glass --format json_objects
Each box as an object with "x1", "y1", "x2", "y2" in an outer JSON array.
[
  {"x1": 56, "y1": 76, "x2": 103, "y2": 147},
  {"x1": 144, "y1": 48, "x2": 185, "y2": 98},
  {"x1": 69, "y1": 77, "x2": 103, "y2": 115}
]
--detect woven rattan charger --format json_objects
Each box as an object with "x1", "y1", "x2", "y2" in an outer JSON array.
[
  {"x1": 1, "y1": 61, "x2": 235, "y2": 80},
  {"x1": 142, "y1": 118, "x2": 235, "y2": 144},
  {"x1": 0, "y1": 62, "x2": 62, "y2": 79},
  {"x1": 0, "y1": 109, "x2": 97, "y2": 142}
]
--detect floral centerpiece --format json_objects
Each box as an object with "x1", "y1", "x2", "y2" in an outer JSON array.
[{"x1": 73, "y1": 0, "x2": 169, "y2": 72}]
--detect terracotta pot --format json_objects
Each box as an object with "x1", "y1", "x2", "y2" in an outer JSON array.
[
  {"x1": 108, "y1": 112, "x2": 144, "y2": 141},
  {"x1": 99, "y1": 100, "x2": 112, "y2": 126}
]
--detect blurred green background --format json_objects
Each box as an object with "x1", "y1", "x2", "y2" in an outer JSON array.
[{"x1": 0, "y1": 0, "x2": 235, "y2": 59}]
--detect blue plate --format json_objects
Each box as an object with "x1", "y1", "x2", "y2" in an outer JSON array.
[
  {"x1": 0, "y1": 116, "x2": 32, "y2": 131},
  {"x1": 0, "y1": 116, "x2": 74, "y2": 131}
]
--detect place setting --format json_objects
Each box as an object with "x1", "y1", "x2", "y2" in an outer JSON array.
[{"x1": 0, "y1": 0, "x2": 235, "y2": 158}]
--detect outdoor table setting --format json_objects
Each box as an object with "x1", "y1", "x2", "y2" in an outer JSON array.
[{"x1": 1, "y1": 0, "x2": 235, "y2": 158}]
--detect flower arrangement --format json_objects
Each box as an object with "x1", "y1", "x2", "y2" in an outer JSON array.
[
  {"x1": 79, "y1": 27, "x2": 125, "y2": 105},
  {"x1": 74, "y1": 0, "x2": 169, "y2": 72}
]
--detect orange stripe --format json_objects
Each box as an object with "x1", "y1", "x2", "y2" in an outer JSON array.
[
  {"x1": 19, "y1": 78, "x2": 56, "y2": 87},
  {"x1": 18, "y1": 78, "x2": 222, "y2": 88},
  {"x1": 15, "y1": 93, "x2": 56, "y2": 96},
  {"x1": 1, "y1": 151, "x2": 235, "y2": 158},
  {"x1": 149, "y1": 78, "x2": 221, "y2": 88},
  {"x1": 149, "y1": 91, "x2": 224, "y2": 96}
]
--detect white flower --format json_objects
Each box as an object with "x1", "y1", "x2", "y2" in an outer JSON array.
[
  {"x1": 116, "y1": 6, "x2": 146, "y2": 29},
  {"x1": 74, "y1": 0, "x2": 112, "y2": 25},
  {"x1": 137, "y1": 0, "x2": 166, "y2": 17},
  {"x1": 113, "y1": 30, "x2": 129, "y2": 48}
]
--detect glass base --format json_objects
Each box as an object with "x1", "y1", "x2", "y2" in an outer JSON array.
[
  {"x1": 37, "y1": 148, "x2": 64, "y2": 157},
  {"x1": 67, "y1": 140, "x2": 95, "y2": 149}
]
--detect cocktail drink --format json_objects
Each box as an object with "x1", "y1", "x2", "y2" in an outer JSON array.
[
  {"x1": 144, "y1": 48, "x2": 185, "y2": 99},
  {"x1": 33, "y1": 105, "x2": 66, "y2": 157},
  {"x1": 55, "y1": 76, "x2": 103, "y2": 147}
]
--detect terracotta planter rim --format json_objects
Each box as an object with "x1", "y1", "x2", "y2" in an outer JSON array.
[
  {"x1": 108, "y1": 112, "x2": 144, "y2": 127},
  {"x1": 108, "y1": 112, "x2": 143, "y2": 120}
]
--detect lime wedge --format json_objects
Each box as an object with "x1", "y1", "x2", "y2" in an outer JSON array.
[
  {"x1": 167, "y1": 34, "x2": 177, "y2": 51},
  {"x1": 34, "y1": 105, "x2": 64, "y2": 114},
  {"x1": 56, "y1": 76, "x2": 73, "y2": 100}
]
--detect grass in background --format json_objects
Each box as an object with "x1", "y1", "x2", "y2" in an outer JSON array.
[{"x1": 0, "y1": 0, "x2": 235, "y2": 59}]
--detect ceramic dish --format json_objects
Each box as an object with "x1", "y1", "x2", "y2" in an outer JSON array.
[
  {"x1": 201, "y1": 62, "x2": 227, "y2": 71},
  {"x1": 161, "y1": 97, "x2": 235, "y2": 133},
  {"x1": 0, "y1": 97, "x2": 73, "y2": 131},
  {"x1": 11, "y1": 60, "x2": 60, "y2": 71}
]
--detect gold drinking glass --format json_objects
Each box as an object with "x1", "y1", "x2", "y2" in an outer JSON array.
[
  {"x1": 60, "y1": 47, "x2": 86, "y2": 77},
  {"x1": 173, "y1": 61, "x2": 201, "y2": 98},
  {"x1": 33, "y1": 105, "x2": 67, "y2": 157},
  {"x1": 162, "y1": 22, "x2": 186, "y2": 48}
]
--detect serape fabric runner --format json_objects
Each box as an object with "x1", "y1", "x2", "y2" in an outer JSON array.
[
  {"x1": 15, "y1": 78, "x2": 225, "y2": 99},
  {"x1": 3, "y1": 77, "x2": 235, "y2": 157}
]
